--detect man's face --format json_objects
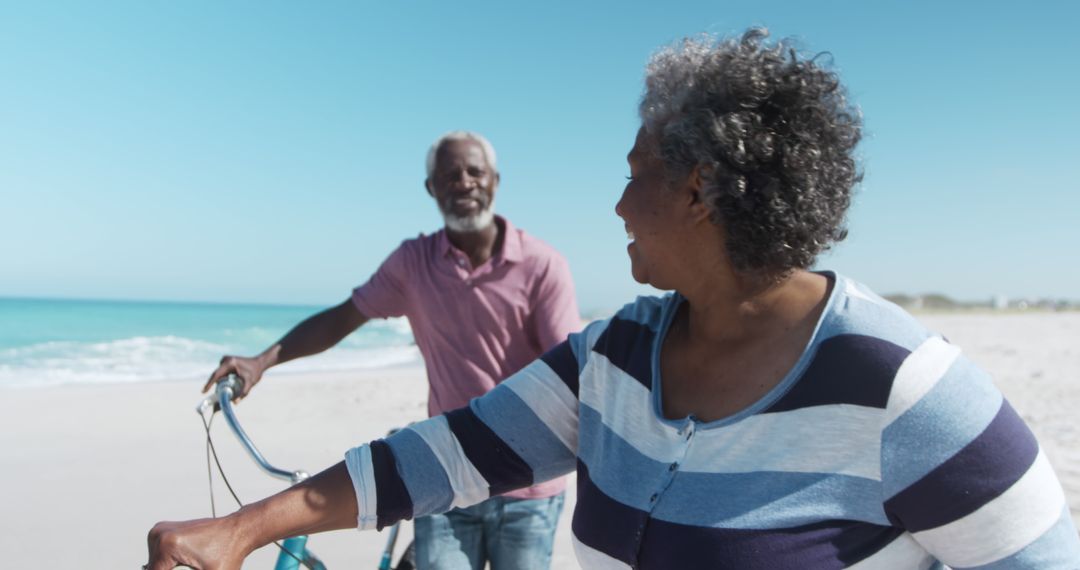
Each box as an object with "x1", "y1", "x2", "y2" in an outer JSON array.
[{"x1": 426, "y1": 139, "x2": 499, "y2": 232}]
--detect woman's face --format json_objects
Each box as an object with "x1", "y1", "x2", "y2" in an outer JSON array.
[{"x1": 615, "y1": 128, "x2": 686, "y2": 289}]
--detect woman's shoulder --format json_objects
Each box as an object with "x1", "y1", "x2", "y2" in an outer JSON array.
[
  {"x1": 571, "y1": 294, "x2": 675, "y2": 358},
  {"x1": 820, "y1": 274, "x2": 938, "y2": 353},
  {"x1": 612, "y1": 293, "x2": 677, "y2": 327},
  {"x1": 815, "y1": 274, "x2": 1003, "y2": 426}
]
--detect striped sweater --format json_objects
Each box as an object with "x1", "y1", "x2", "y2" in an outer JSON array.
[{"x1": 345, "y1": 273, "x2": 1080, "y2": 568}]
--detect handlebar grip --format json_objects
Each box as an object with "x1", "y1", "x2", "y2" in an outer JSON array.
[{"x1": 195, "y1": 374, "x2": 246, "y2": 415}]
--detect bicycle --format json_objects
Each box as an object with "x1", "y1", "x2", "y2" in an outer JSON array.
[{"x1": 197, "y1": 374, "x2": 416, "y2": 570}]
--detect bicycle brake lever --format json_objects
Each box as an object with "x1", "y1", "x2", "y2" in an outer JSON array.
[
  {"x1": 195, "y1": 374, "x2": 247, "y2": 415},
  {"x1": 223, "y1": 374, "x2": 246, "y2": 400}
]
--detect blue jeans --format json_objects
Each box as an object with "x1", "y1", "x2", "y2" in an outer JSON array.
[{"x1": 414, "y1": 493, "x2": 565, "y2": 570}]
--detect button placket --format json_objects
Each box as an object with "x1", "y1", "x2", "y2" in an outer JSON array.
[
  {"x1": 647, "y1": 426, "x2": 692, "y2": 517},
  {"x1": 661, "y1": 420, "x2": 694, "y2": 500},
  {"x1": 633, "y1": 420, "x2": 700, "y2": 566}
]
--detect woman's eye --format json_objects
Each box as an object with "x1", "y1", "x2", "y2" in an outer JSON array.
[{"x1": 625, "y1": 175, "x2": 634, "y2": 181}]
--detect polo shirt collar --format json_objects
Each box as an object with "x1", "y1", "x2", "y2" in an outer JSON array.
[
  {"x1": 438, "y1": 215, "x2": 522, "y2": 265},
  {"x1": 497, "y1": 216, "x2": 523, "y2": 264}
]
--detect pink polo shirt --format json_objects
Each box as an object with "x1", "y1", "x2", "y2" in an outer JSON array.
[{"x1": 352, "y1": 216, "x2": 580, "y2": 499}]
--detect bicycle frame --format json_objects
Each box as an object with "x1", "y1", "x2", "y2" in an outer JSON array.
[{"x1": 197, "y1": 375, "x2": 324, "y2": 570}]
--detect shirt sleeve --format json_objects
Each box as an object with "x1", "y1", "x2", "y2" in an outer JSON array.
[
  {"x1": 343, "y1": 333, "x2": 588, "y2": 530},
  {"x1": 529, "y1": 252, "x2": 581, "y2": 352},
  {"x1": 351, "y1": 242, "x2": 411, "y2": 319},
  {"x1": 879, "y1": 337, "x2": 1080, "y2": 568}
]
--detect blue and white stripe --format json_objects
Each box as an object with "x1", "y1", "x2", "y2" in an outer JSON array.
[{"x1": 344, "y1": 273, "x2": 1080, "y2": 567}]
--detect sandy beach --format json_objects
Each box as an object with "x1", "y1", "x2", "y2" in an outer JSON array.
[{"x1": 1, "y1": 311, "x2": 1077, "y2": 568}]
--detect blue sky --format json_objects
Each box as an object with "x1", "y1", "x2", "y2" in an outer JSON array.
[{"x1": 2, "y1": 1, "x2": 1077, "y2": 313}]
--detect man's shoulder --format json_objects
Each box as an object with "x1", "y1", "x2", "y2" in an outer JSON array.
[
  {"x1": 512, "y1": 224, "x2": 568, "y2": 265},
  {"x1": 398, "y1": 229, "x2": 441, "y2": 248},
  {"x1": 386, "y1": 229, "x2": 442, "y2": 258},
  {"x1": 360, "y1": 231, "x2": 444, "y2": 283}
]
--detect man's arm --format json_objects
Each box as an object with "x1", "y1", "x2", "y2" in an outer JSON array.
[{"x1": 203, "y1": 299, "x2": 369, "y2": 399}]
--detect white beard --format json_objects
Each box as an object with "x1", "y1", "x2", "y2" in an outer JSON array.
[{"x1": 443, "y1": 201, "x2": 496, "y2": 233}]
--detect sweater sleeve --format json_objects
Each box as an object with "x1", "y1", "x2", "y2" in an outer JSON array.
[
  {"x1": 880, "y1": 336, "x2": 1080, "y2": 568},
  {"x1": 344, "y1": 334, "x2": 587, "y2": 530}
]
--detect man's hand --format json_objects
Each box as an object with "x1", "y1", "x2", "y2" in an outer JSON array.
[
  {"x1": 200, "y1": 299, "x2": 367, "y2": 400},
  {"x1": 145, "y1": 517, "x2": 250, "y2": 570},
  {"x1": 203, "y1": 353, "x2": 272, "y2": 401}
]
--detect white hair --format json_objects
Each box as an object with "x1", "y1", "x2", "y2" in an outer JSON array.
[{"x1": 425, "y1": 131, "x2": 498, "y2": 179}]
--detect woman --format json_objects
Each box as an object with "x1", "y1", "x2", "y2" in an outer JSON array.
[{"x1": 148, "y1": 30, "x2": 1080, "y2": 569}]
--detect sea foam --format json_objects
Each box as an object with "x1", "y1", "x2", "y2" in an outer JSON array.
[{"x1": 0, "y1": 297, "x2": 420, "y2": 388}]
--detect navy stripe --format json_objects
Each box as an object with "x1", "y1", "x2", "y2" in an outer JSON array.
[
  {"x1": 829, "y1": 521, "x2": 907, "y2": 566},
  {"x1": 766, "y1": 334, "x2": 908, "y2": 413},
  {"x1": 539, "y1": 340, "x2": 579, "y2": 397},
  {"x1": 572, "y1": 459, "x2": 650, "y2": 565},
  {"x1": 370, "y1": 439, "x2": 413, "y2": 530},
  {"x1": 574, "y1": 455, "x2": 904, "y2": 569},
  {"x1": 592, "y1": 316, "x2": 653, "y2": 390},
  {"x1": 471, "y1": 384, "x2": 577, "y2": 481},
  {"x1": 444, "y1": 405, "x2": 534, "y2": 495},
  {"x1": 884, "y1": 399, "x2": 1038, "y2": 531},
  {"x1": 639, "y1": 517, "x2": 905, "y2": 570}
]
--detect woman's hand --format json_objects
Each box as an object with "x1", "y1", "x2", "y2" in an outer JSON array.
[
  {"x1": 145, "y1": 517, "x2": 250, "y2": 570},
  {"x1": 146, "y1": 462, "x2": 357, "y2": 570}
]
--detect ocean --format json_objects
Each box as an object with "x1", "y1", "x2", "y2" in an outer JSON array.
[{"x1": 0, "y1": 297, "x2": 419, "y2": 388}]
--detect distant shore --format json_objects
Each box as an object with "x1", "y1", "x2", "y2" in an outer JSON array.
[{"x1": 885, "y1": 292, "x2": 1079, "y2": 312}]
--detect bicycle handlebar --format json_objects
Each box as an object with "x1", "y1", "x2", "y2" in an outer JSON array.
[{"x1": 196, "y1": 375, "x2": 310, "y2": 485}]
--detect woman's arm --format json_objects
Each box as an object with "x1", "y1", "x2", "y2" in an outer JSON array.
[
  {"x1": 148, "y1": 330, "x2": 594, "y2": 569},
  {"x1": 146, "y1": 463, "x2": 356, "y2": 570},
  {"x1": 347, "y1": 344, "x2": 584, "y2": 530},
  {"x1": 881, "y1": 340, "x2": 1080, "y2": 567}
]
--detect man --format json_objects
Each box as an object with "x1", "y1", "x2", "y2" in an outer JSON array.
[{"x1": 204, "y1": 131, "x2": 579, "y2": 570}]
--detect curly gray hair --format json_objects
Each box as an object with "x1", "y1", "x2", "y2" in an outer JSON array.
[{"x1": 640, "y1": 28, "x2": 862, "y2": 275}]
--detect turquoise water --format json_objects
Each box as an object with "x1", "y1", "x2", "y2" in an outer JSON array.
[{"x1": 0, "y1": 297, "x2": 417, "y2": 387}]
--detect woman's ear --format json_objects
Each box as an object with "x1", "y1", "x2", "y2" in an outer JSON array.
[{"x1": 685, "y1": 166, "x2": 711, "y2": 223}]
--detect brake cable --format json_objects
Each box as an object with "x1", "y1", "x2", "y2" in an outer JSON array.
[{"x1": 199, "y1": 404, "x2": 308, "y2": 567}]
